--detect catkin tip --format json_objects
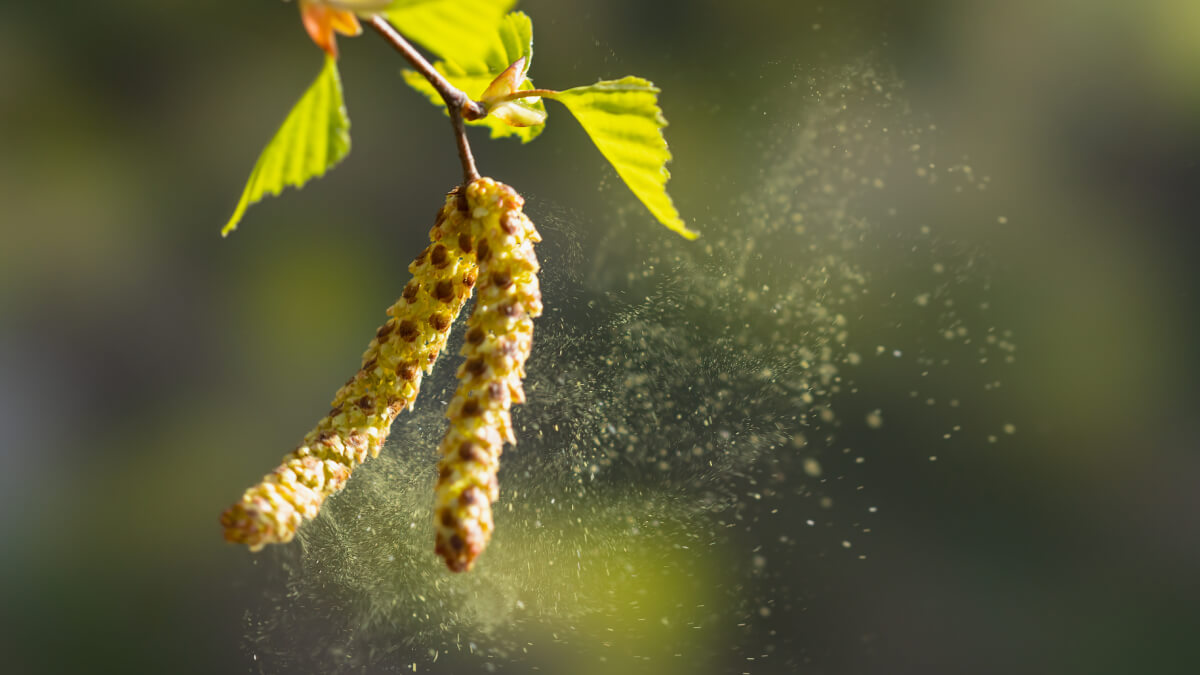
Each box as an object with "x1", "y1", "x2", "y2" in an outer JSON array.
[{"x1": 222, "y1": 190, "x2": 480, "y2": 550}]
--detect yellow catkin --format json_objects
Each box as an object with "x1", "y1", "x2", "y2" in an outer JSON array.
[
  {"x1": 221, "y1": 187, "x2": 481, "y2": 550},
  {"x1": 433, "y1": 178, "x2": 542, "y2": 572}
]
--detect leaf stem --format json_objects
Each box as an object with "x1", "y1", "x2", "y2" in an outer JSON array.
[
  {"x1": 499, "y1": 89, "x2": 560, "y2": 101},
  {"x1": 367, "y1": 15, "x2": 481, "y2": 184}
]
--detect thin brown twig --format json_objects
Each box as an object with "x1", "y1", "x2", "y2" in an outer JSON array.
[
  {"x1": 367, "y1": 15, "x2": 482, "y2": 184},
  {"x1": 448, "y1": 105, "x2": 479, "y2": 183}
]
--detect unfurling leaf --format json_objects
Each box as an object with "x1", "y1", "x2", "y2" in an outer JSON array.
[
  {"x1": 480, "y1": 56, "x2": 529, "y2": 103},
  {"x1": 481, "y1": 57, "x2": 547, "y2": 127},
  {"x1": 544, "y1": 78, "x2": 695, "y2": 239},
  {"x1": 222, "y1": 56, "x2": 351, "y2": 237},
  {"x1": 399, "y1": 10, "x2": 546, "y2": 142}
]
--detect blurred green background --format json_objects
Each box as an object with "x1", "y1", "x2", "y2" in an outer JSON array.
[{"x1": 2, "y1": 1, "x2": 1198, "y2": 673}]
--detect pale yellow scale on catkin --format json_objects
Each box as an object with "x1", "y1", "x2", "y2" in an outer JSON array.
[
  {"x1": 433, "y1": 178, "x2": 542, "y2": 572},
  {"x1": 221, "y1": 186, "x2": 483, "y2": 551}
]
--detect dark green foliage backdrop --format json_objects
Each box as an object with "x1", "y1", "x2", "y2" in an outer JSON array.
[{"x1": 1, "y1": 1, "x2": 1197, "y2": 673}]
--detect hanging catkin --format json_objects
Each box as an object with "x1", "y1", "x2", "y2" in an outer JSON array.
[
  {"x1": 220, "y1": 187, "x2": 481, "y2": 550},
  {"x1": 433, "y1": 178, "x2": 542, "y2": 572}
]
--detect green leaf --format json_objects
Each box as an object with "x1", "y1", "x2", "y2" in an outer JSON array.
[
  {"x1": 386, "y1": 0, "x2": 518, "y2": 74},
  {"x1": 399, "y1": 11, "x2": 545, "y2": 143},
  {"x1": 222, "y1": 56, "x2": 351, "y2": 237},
  {"x1": 544, "y1": 77, "x2": 695, "y2": 239},
  {"x1": 487, "y1": 11, "x2": 533, "y2": 73}
]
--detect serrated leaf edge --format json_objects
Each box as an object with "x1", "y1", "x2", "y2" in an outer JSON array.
[{"x1": 222, "y1": 56, "x2": 351, "y2": 237}]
